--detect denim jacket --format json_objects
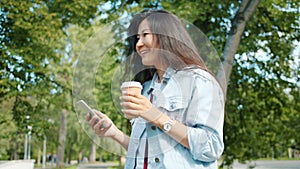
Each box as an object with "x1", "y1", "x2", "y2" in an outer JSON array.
[{"x1": 125, "y1": 67, "x2": 225, "y2": 169}]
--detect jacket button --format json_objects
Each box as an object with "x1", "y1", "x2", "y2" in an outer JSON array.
[
  {"x1": 155, "y1": 157, "x2": 160, "y2": 163},
  {"x1": 170, "y1": 104, "x2": 174, "y2": 109},
  {"x1": 151, "y1": 126, "x2": 156, "y2": 130}
]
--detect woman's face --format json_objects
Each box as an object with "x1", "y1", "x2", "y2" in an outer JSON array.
[{"x1": 136, "y1": 19, "x2": 162, "y2": 68}]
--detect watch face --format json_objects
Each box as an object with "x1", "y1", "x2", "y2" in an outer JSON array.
[{"x1": 164, "y1": 122, "x2": 172, "y2": 131}]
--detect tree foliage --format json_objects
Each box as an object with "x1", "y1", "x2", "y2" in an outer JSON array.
[
  {"x1": 0, "y1": 0, "x2": 101, "y2": 163},
  {"x1": 0, "y1": 0, "x2": 299, "y2": 168}
]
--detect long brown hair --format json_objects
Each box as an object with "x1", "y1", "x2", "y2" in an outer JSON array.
[{"x1": 125, "y1": 9, "x2": 210, "y2": 84}]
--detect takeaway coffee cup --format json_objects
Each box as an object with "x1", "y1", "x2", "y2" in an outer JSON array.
[{"x1": 120, "y1": 81, "x2": 143, "y2": 95}]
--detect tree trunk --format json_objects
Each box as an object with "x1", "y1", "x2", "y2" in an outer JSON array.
[
  {"x1": 89, "y1": 143, "x2": 97, "y2": 163},
  {"x1": 98, "y1": 149, "x2": 103, "y2": 162},
  {"x1": 78, "y1": 150, "x2": 83, "y2": 163},
  {"x1": 68, "y1": 144, "x2": 73, "y2": 164},
  {"x1": 218, "y1": 0, "x2": 261, "y2": 92},
  {"x1": 42, "y1": 137, "x2": 47, "y2": 168},
  {"x1": 37, "y1": 149, "x2": 41, "y2": 166},
  {"x1": 57, "y1": 109, "x2": 67, "y2": 167}
]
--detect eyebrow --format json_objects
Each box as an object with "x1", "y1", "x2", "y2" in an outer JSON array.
[
  {"x1": 142, "y1": 29, "x2": 151, "y2": 32},
  {"x1": 139, "y1": 29, "x2": 151, "y2": 34}
]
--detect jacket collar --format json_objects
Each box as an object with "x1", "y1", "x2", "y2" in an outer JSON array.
[{"x1": 146, "y1": 67, "x2": 177, "y2": 95}]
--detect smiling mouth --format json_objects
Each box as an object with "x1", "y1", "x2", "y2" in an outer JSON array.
[{"x1": 139, "y1": 50, "x2": 150, "y2": 56}]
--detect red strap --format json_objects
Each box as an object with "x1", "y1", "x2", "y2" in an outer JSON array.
[
  {"x1": 150, "y1": 93, "x2": 153, "y2": 103},
  {"x1": 143, "y1": 157, "x2": 148, "y2": 169},
  {"x1": 144, "y1": 94, "x2": 153, "y2": 169},
  {"x1": 143, "y1": 139, "x2": 148, "y2": 169}
]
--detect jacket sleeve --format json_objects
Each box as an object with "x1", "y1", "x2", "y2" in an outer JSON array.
[{"x1": 186, "y1": 74, "x2": 225, "y2": 162}]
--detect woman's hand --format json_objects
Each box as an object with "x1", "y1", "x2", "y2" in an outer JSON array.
[
  {"x1": 87, "y1": 110, "x2": 118, "y2": 138},
  {"x1": 87, "y1": 110, "x2": 131, "y2": 150},
  {"x1": 120, "y1": 90, "x2": 162, "y2": 122}
]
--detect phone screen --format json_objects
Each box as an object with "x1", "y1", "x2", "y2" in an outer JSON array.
[{"x1": 76, "y1": 100, "x2": 95, "y2": 117}]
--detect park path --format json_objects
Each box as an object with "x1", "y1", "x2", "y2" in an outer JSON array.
[
  {"x1": 34, "y1": 160, "x2": 300, "y2": 169},
  {"x1": 76, "y1": 160, "x2": 300, "y2": 169},
  {"x1": 76, "y1": 163, "x2": 119, "y2": 169},
  {"x1": 231, "y1": 160, "x2": 300, "y2": 169},
  {"x1": 33, "y1": 162, "x2": 119, "y2": 169}
]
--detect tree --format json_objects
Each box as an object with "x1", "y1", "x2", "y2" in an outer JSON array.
[
  {"x1": 0, "y1": 98, "x2": 18, "y2": 159},
  {"x1": 0, "y1": 0, "x2": 102, "y2": 164},
  {"x1": 69, "y1": 19, "x2": 128, "y2": 164},
  {"x1": 219, "y1": 0, "x2": 260, "y2": 87}
]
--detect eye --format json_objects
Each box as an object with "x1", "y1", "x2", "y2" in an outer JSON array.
[
  {"x1": 143, "y1": 32, "x2": 151, "y2": 37},
  {"x1": 137, "y1": 32, "x2": 151, "y2": 39}
]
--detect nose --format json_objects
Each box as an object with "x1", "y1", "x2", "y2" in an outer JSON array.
[{"x1": 136, "y1": 38, "x2": 144, "y2": 51}]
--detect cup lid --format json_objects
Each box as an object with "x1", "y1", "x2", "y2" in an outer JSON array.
[{"x1": 120, "y1": 81, "x2": 143, "y2": 90}]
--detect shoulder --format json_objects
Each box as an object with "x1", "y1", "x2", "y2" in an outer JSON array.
[
  {"x1": 192, "y1": 68, "x2": 216, "y2": 82},
  {"x1": 177, "y1": 68, "x2": 224, "y2": 94},
  {"x1": 187, "y1": 68, "x2": 225, "y2": 99},
  {"x1": 176, "y1": 67, "x2": 216, "y2": 83}
]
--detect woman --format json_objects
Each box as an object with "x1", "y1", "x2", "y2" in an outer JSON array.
[{"x1": 88, "y1": 9, "x2": 225, "y2": 169}]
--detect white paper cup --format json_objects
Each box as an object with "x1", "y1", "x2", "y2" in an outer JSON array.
[{"x1": 120, "y1": 81, "x2": 143, "y2": 95}]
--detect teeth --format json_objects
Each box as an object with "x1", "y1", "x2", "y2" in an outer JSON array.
[{"x1": 140, "y1": 50, "x2": 147, "y2": 54}]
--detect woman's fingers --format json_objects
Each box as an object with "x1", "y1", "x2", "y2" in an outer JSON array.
[
  {"x1": 120, "y1": 100, "x2": 139, "y2": 110},
  {"x1": 121, "y1": 109, "x2": 140, "y2": 119},
  {"x1": 120, "y1": 90, "x2": 153, "y2": 119},
  {"x1": 92, "y1": 110, "x2": 112, "y2": 128},
  {"x1": 86, "y1": 114, "x2": 92, "y2": 121},
  {"x1": 121, "y1": 90, "x2": 141, "y2": 97},
  {"x1": 123, "y1": 113, "x2": 135, "y2": 120},
  {"x1": 120, "y1": 90, "x2": 146, "y2": 102},
  {"x1": 94, "y1": 118, "x2": 112, "y2": 130},
  {"x1": 85, "y1": 109, "x2": 118, "y2": 138},
  {"x1": 120, "y1": 95, "x2": 141, "y2": 104},
  {"x1": 120, "y1": 95, "x2": 149, "y2": 107},
  {"x1": 90, "y1": 115, "x2": 99, "y2": 126}
]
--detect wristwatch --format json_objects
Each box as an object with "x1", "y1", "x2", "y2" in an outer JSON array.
[{"x1": 163, "y1": 118, "x2": 174, "y2": 132}]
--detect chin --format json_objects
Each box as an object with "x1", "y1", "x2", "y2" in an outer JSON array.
[{"x1": 141, "y1": 60, "x2": 153, "y2": 66}]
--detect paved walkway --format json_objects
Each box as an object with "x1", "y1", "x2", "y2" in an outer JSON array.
[
  {"x1": 72, "y1": 160, "x2": 300, "y2": 169},
  {"x1": 231, "y1": 160, "x2": 300, "y2": 169},
  {"x1": 77, "y1": 163, "x2": 119, "y2": 169},
  {"x1": 34, "y1": 160, "x2": 300, "y2": 169},
  {"x1": 34, "y1": 163, "x2": 119, "y2": 169},
  {"x1": 0, "y1": 160, "x2": 35, "y2": 169}
]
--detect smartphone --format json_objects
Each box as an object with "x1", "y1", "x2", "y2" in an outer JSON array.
[
  {"x1": 76, "y1": 100, "x2": 97, "y2": 117},
  {"x1": 76, "y1": 100, "x2": 108, "y2": 128}
]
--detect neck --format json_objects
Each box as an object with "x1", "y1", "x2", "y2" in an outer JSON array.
[
  {"x1": 154, "y1": 62, "x2": 168, "y2": 83},
  {"x1": 157, "y1": 69, "x2": 165, "y2": 82}
]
